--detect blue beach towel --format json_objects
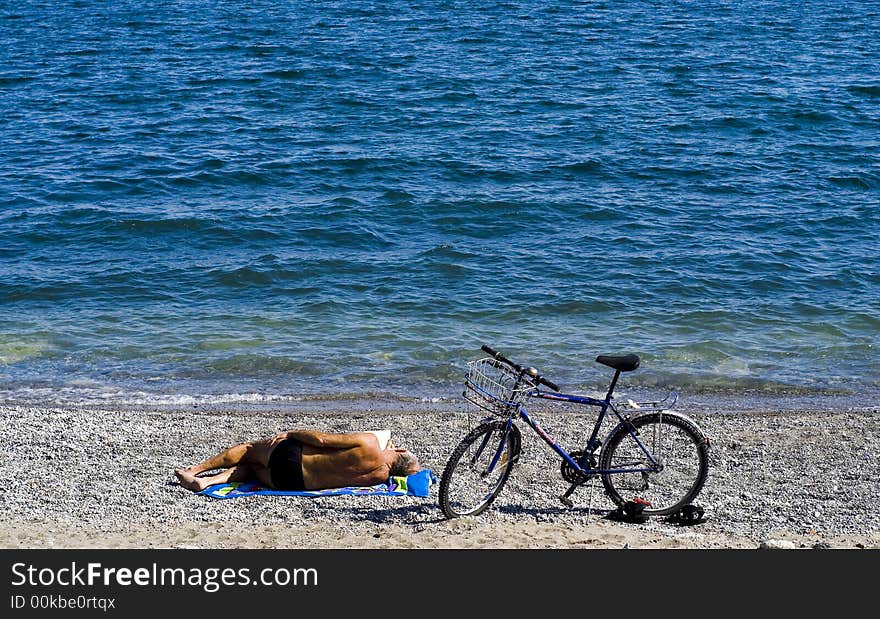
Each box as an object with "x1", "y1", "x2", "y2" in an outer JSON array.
[{"x1": 199, "y1": 469, "x2": 437, "y2": 499}]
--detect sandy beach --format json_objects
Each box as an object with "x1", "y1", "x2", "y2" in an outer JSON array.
[{"x1": 2, "y1": 400, "x2": 879, "y2": 550}]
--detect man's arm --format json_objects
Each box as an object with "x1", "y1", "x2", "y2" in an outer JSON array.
[{"x1": 279, "y1": 430, "x2": 379, "y2": 450}]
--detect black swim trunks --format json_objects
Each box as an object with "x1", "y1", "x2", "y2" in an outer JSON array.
[{"x1": 268, "y1": 438, "x2": 306, "y2": 491}]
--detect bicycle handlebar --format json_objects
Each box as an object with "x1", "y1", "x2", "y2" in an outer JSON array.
[{"x1": 480, "y1": 344, "x2": 561, "y2": 392}]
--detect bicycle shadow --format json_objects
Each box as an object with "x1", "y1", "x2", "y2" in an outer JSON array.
[
  {"x1": 308, "y1": 502, "x2": 692, "y2": 528},
  {"x1": 322, "y1": 500, "x2": 620, "y2": 523},
  {"x1": 495, "y1": 504, "x2": 615, "y2": 518}
]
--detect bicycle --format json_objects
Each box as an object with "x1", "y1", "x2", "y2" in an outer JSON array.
[{"x1": 438, "y1": 345, "x2": 710, "y2": 519}]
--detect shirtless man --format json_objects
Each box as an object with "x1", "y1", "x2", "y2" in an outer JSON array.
[{"x1": 174, "y1": 430, "x2": 420, "y2": 492}]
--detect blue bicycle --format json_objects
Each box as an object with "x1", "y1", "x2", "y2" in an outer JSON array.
[{"x1": 439, "y1": 345, "x2": 710, "y2": 519}]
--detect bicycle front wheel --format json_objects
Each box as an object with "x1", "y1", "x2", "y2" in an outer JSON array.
[
  {"x1": 439, "y1": 420, "x2": 521, "y2": 519},
  {"x1": 599, "y1": 412, "x2": 708, "y2": 516}
]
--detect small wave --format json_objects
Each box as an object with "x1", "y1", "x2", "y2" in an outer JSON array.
[
  {"x1": 418, "y1": 243, "x2": 477, "y2": 261},
  {"x1": 782, "y1": 109, "x2": 840, "y2": 125},
  {"x1": 184, "y1": 76, "x2": 262, "y2": 87},
  {"x1": 535, "y1": 98, "x2": 588, "y2": 110},
  {"x1": 212, "y1": 266, "x2": 276, "y2": 288},
  {"x1": 847, "y1": 84, "x2": 880, "y2": 98},
  {"x1": 107, "y1": 215, "x2": 226, "y2": 235},
  {"x1": 640, "y1": 164, "x2": 707, "y2": 179},
  {"x1": 381, "y1": 188, "x2": 416, "y2": 201},
  {"x1": 298, "y1": 221, "x2": 396, "y2": 250},
  {"x1": 0, "y1": 75, "x2": 36, "y2": 86},
  {"x1": 123, "y1": 20, "x2": 164, "y2": 29},
  {"x1": 165, "y1": 169, "x2": 278, "y2": 188},
  {"x1": 60, "y1": 48, "x2": 101, "y2": 57},
  {"x1": 264, "y1": 69, "x2": 305, "y2": 80},
  {"x1": 424, "y1": 91, "x2": 479, "y2": 103},
  {"x1": 704, "y1": 116, "x2": 754, "y2": 130},
  {"x1": 828, "y1": 175, "x2": 873, "y2": 190},
  {"x1": 549, "y1": 159, "x2": 604, "y2": 176},
  {"x1": 454, "y1": 36, "x2": 497, "y2": 44},
  {"x1": 667, "y1": 122, "x2": 693, "y2": 133}
]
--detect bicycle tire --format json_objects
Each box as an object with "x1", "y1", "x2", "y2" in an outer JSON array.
[
  {"x1": 439, "y1": 421, "x2": 521, "y2": 519},
  {"x1": 599, "y1": 412, "x2": 708, "y2": 516}
]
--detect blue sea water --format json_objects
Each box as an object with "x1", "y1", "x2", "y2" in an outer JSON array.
[{"x1": 1, "y1": 1, "x2": 878, "y2": 408}]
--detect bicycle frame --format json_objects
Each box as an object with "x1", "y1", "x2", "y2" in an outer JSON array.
[{"x1": 488, "y1": 370, "x2": 664, "y2": 477}]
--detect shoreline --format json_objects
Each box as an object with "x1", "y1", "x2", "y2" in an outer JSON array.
[
  {"x1": 2, "y1": 402, "x2": 879, "y2": 550},
  {"x1": 2, "y1": 386, "x2": 876, "y2": 416}
]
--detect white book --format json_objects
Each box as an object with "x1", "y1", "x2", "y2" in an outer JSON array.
[{"x1": 366, "y1": 429, "x2": 392, "y2": 450}]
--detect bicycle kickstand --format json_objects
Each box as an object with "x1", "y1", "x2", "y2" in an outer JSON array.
[{"x1": 559, "y1": 482, "x2": 580, "y2": 508}]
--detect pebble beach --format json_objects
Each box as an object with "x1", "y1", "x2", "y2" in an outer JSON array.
[{"x1": 2, "y1": 399, "x2": 879, "y2": 550}]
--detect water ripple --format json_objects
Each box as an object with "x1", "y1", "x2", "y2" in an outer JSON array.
[{"x1": 1, "y1": 0, "x2": 878, "y2": 403}]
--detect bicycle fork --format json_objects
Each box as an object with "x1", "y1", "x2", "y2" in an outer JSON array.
[{"x1": 472, "y1": 419, "x2": 515, "y2": 477}]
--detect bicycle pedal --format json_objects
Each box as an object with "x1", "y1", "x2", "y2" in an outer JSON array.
[{"x1": 559, "y1": 494, "x2": 574, "y2": 508}]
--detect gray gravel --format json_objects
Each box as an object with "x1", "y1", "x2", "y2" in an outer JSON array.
[{"x1": 1, "y1": 400, "x2": 878, "y2": 548}]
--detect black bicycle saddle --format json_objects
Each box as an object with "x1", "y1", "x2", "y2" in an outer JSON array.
[{"x1": 595, "y1": 354, "x2": 640, "y2": 372}]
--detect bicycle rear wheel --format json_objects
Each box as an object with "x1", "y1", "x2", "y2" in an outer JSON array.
[
  {"x1": 439, "y1": 421, "x2": 521, "y2": 519},
  {"x1": 599, "y1": 412, "x2": 708, "y2": 516}
]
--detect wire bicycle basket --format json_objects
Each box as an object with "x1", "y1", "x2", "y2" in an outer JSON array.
[{"x1": 462, "y1": 357, "x2": 531, "y2": 416}]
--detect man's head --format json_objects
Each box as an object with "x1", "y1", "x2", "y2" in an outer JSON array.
[{"x1": 388, "y1": 449, "x2": 420, "y2": 477}]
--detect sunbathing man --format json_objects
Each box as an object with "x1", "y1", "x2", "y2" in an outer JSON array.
[{"x1": 174, "y1": 429, "x2": 420, "y2": 492}]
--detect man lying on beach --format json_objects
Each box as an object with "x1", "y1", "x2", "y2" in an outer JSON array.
[{"x1": 174, "y1": 430, "x2": 421, "y2": 493}]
